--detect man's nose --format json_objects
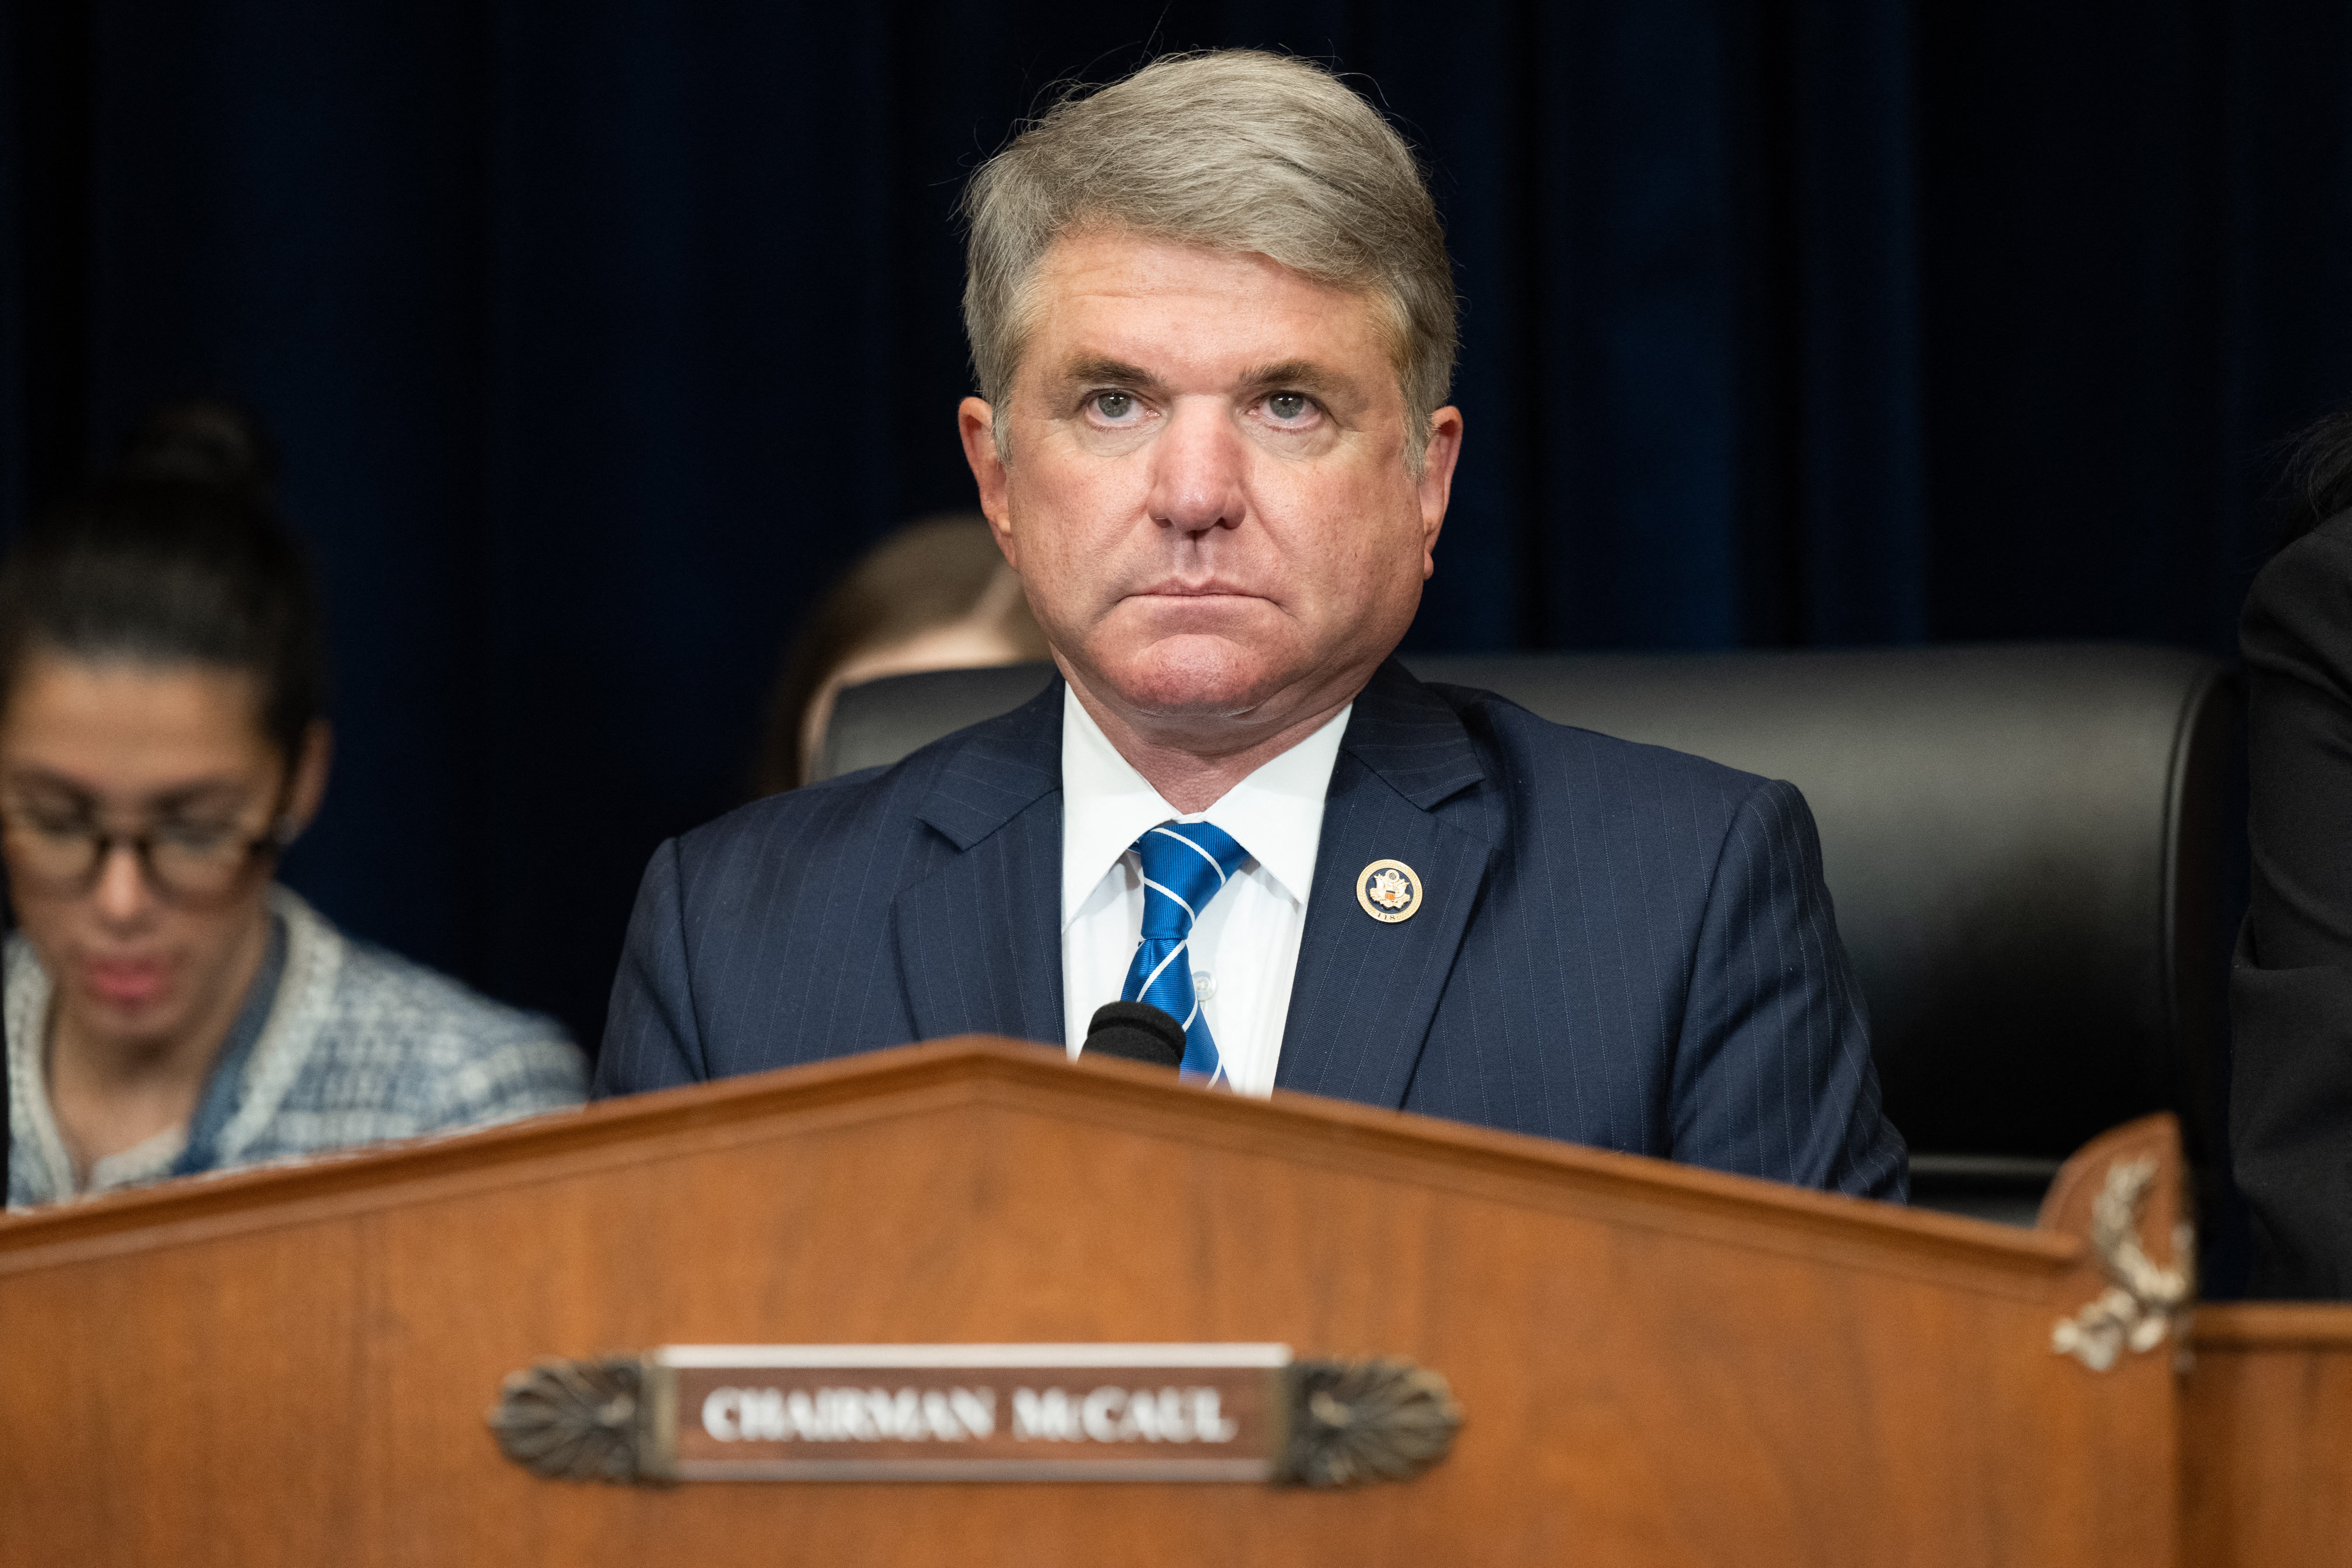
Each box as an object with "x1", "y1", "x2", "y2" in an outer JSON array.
[
  {"x1": 90, "y1": 841, "x2": 154, "y2": 922},
  {"x1": 1144, "y1": 400, "x2": 1246, "y2": 535}
]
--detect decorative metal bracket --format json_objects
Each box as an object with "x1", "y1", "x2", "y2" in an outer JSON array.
[
  {"x1": 2050, "y1": 1155, "x2": 2195, "y2": 1372},
  {"x1": 1273, "y1": 1358, "x2": 1463, "y2": 1489},
  {"x1": 487, "y1": 1356, "x2": 670, "y2": 1484}
]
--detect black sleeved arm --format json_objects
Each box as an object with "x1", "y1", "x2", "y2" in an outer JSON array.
[{"x1": 2234, "y1": 515, "x2": 2352, "y2": 1295}]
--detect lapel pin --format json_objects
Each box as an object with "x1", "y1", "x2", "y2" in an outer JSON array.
[{"x1": 1356, "y1": 859, "x2": 1423, "y2": 924}]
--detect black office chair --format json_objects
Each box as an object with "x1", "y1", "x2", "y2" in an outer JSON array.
[{"x1": 820, "y1": 645, "x2": 2238, "y2": 1225}]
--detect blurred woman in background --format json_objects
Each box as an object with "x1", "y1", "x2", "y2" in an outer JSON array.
[
  {"x1": 2, "y1": 402, "x2": 583, "y2": 1206},
  {"x1": 755, "y1": 514, "x2": 1049, "y2": 794}
]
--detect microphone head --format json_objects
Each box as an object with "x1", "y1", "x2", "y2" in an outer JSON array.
[{"x1": 1082, "y1": 1000, "x2": 1187, "y2": 1070}]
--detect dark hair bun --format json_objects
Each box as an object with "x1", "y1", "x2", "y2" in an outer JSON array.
[
  {"x1": 0, "y1": 397, "x2": 327, "y2": 760},
  {"x1": 116, "y1": 398, "x2": 277, "y2": 496}
]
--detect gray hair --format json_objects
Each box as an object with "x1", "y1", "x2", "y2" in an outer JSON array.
[{"x1": 959, "y1": 51, "x2": 1458, "y2": 470}]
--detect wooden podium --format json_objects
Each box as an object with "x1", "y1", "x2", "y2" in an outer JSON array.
[{"x1": 0, "y1": 1037, "x2": 2336, "y2": 1566}]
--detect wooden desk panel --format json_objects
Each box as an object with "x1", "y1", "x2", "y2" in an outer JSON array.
[
  {"x1": 0, "y1": 1041, "x2": 2179, "y2": 1568},
  {"x1": 2184, "y1": 1304, "x2": 2352, "y2": 1568}
]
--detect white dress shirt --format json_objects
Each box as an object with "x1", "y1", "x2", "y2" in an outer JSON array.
[{"x1": 1060, "y1": 686, "x2": 1350, "y2": 1096}]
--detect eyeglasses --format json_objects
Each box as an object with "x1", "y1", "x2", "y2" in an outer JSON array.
[{"x1": 0, "y1": 812, "x2": 287, "y2": 904}]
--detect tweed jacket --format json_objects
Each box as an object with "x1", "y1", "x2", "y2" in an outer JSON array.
[
  {"x1": 597, "y1": 661, "x2": 1905, "y2": 1198},
  {"x1": 7, "y1": 886, "x2": 586, "y2": 1206}
]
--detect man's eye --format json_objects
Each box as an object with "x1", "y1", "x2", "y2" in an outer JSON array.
[
  {"x1": 1266, "y1": 392, "x2": 1313, "y2": 423},
  {"x1": 1090, "y1": 391, "x2": 1138, "y2": 421}
]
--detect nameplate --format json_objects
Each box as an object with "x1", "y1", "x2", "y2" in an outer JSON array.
[
  {"x1": 665, "y1": 1343, "x2": 1283, "y2": 1482},
  {"x1": 489, "y1": 1343, "x2": 1462, "y2": 1488}
]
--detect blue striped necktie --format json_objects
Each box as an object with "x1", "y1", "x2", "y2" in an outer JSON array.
[{"x1": 1122, "y1": 821, "x2": 1252, "y2": 1084}]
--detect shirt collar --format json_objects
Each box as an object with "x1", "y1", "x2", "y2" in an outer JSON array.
[{"x1": 1060, "y1": 684, "x2": 1349, "y2": 928}]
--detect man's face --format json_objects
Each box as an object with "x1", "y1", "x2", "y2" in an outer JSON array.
[{"x1": 961, "y1": 230, "x2": 1462, "y2": 736}]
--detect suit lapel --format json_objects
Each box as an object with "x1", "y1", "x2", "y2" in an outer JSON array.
[
  {"x1": 886, "y1": 660, "x2": 1491, "y2": 1073},
  {"x1": 892, "y1": 681, "x2": 1068, "y2": 1046},
  {"x1": 1275, "y1": 662, "x2": 1494, "y2": 1107}
]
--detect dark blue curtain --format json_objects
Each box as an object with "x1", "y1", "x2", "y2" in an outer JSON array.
[{"x1": 4, "y1": 2, "x2": 2349, "y2": 1048}]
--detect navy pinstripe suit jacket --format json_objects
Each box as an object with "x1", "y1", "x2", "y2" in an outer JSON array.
[{"x1": 597, "y1": 660, "x2": 1907, "y2": 1199}]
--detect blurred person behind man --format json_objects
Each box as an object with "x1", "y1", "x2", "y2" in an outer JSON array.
[
  {"x1": 2, "y1": 400, "x2": 584, "y2": 1207},
  {"x1": 756, "y1": 514, "x2": 1048, "y2": 794}
]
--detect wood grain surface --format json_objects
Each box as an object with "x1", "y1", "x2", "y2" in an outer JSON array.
[
  {"x1": 0, "y1": 1039, "x2": 2187, "y2": 1567},
  {"x1": 2183, "y1": 1303, "x2": 2352, "y2": 1567}
]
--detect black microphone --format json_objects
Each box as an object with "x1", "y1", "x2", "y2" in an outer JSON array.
[{"x1": 1082, "y1": 1001, "x2": 1187, "y2": 1069}]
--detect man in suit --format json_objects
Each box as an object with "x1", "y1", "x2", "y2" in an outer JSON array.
[{"x1": 597, "y1": 50, "x2": 1906, "y2": 1198}]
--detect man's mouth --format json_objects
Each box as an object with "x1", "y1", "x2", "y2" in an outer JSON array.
[{"x1": 1133, "y1": 579, "x2": 1260, "y2": 599}]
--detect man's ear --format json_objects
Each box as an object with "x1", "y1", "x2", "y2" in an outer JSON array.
[
  {"x1": 279, "y1": 720, "x2": 333, "y2": 841},
  {"x1": 1416, "y1": 405, "x2": 1464, "y2": 579},
  {"x1": 959, "y1": 397, "x2": 1016, "y2": 566}
]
